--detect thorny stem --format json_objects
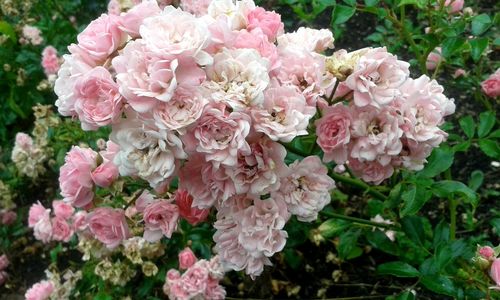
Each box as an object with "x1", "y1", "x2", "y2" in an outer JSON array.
[{"x1": 320, "y1": 211, "x2": 400, "y2": 231}]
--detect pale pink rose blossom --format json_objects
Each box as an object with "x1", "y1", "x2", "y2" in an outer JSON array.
[
  {"x1": 346, "y1": 47, "x2": 409, "y2": 107},
  {"x1": 73, "y1": 66, "x2": 124, "y2": 130},
  {"x1": 51, "y1": 216, "x2": 74, "y2": 242},
  {"x1": 481, "y1": 69, "x2": 500, "y2": 98},
  {"x1": 175, "y1": 189, "x2": 210, "y2": 225},
  {"x1": 233, "y1": 28, "x2": 280, "y2": 72},
  {"x1": 247, "y1": 7, "x2": 284, "y2": 42},
  {"x1": 205, "y1": 277, "x2": 226, "y2": 299},
  {"x1": 33, "y1": 214, "x2": 53, "y2": 243},
  {"x1": 52, "y1": 200, "x2": 74, "y2": 219},
  {"x1": 68, "y1": 14, "x2": 127, "y2": 66},
  {"x1": 178, "y1": 248, "x2": 197, "y2": 270},
  {"x1": 180, "y1": 0, "x2": 212, "y2": 16},
  {"x1": 118, "y1": 0, "x2": 161, "y2": 38},
  {"x1": 349, "y1": 158, "x2": 394, "y2": 185},
  {"x1": 0, "y1": 255, "x2": 9, "y2": 270},
  {"x1": 142, "y1": 200, "x2": 179, "y2": 242},
  {"x1": 252, "y1": 83, "x2": 316, "y2": 142},
  {"x1": 21, "y1": 25, "x2": 43, "y2": 45},
  {"x1": 15, "y1": 132, "x2": 33, "y2": 151},
  {"x1": 273, "y1": 156, "x2": 335, "y2": 222},
  {"x1": 426, "y1": 47, "x2": 442, "y2": 71},
  {"x1": 59, "y1": 146, "x2": 97, "y2": 208},
  {"x1": 183, "y1": 105, "x2": 251, "y2": 167},
  {"x1": 25, "y1": 280, "x2": 54, "y2": 300},
  {"x1": 87, "y1": 207, "x2": 130, "y2": 248},
  {"x1": 1, "y1": 211, "x2": 16, "y2": 225},
  {"x1": 28, "y1": 201, "x2": 50, "y2": 228},
  {"x1": 41, "y1": 46, "x2": 60, "y2": 76},
  {"x1": 444, "y1": 0, "x2": 464, "y2": 14},
  {"x1": 179, "y1": 262, "x2": 209, "y2": 296},
  {"x1": 315, "y1": 103, "x2": 353, "y2": 164},
  {"x1": 107, "y1": 0, "x2": 121, "y2": 15},
  {"x1": 226, "y1": 137, "x2": 288, "y2": 195},
  {"x1": 277, "y1": 27, "x2": 334, "y2": 53},
  {"x1": 91, "y1": 140, "x2": 119, "y2": 188},
  {"x1": 179, "y1": 154, "x2": 236, "y2": 208},
  {"x1": 479, "y1": 246, "x2": 495, "y2": 260},
  {"x1": 214, "y1": 196, "x2": 289, "y2": 278},
  {"x1": 72, "y1": 211, "x2": 88, "y2": 232},
  {"x1": 490, "y1": 259, "x2": 500, "y2": 287}
]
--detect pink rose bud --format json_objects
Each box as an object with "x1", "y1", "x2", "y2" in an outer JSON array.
[
  {"x1": 426, "y1": 47, "x2": 442, "y2": 71},
  {"x1": 481, "y1": 69, "x2": 500, "y2": 98},
  {"x1": 1, "y1": 211, "x2": 17, "y2": 225},
  {"x1": 453, "y1": 68, "x2": 466, "y2": 78},
  {"x1": 175, "y1": 189, "x2": 209, "y2": 225},
  {"x1": 51, "y1": 216, "x2": 74, "y2": 242},
  {"x1": 72, "y1": 211, "x2": 88, "y2": 232},
  {"x1": 490, "y1": 259, "x2": 500, "y2": 287},
  {"x1": 25, "y1": 280, "x2": 54, "y2": 300},
  {"x1": 444, "y1": 0, "x2": 464, "y2": 14},
  {"x1": 479, "y1": 246, "x2": 495, "y2": 260},
  {"x1": 86, "y1": 207, "x2": 130, "y2": 248},
  {"x1": 41, "y1": 46, "x2": 60, "y2": 76},
  {"x1": 52, "y1": 200, "x2": 75, "y2": 219},
  {"x1": 28, "y1": 201, "x2": 50, "y2": 228},
  {"x1": 91, "y1": 162, "x2": 119, "y2": 187},
  {"x1": 0, "y1": 255, "x2": 9, "y2": 270},
  {"x1": 178, "y1": 247, "x2": 197, "y2": 270}
]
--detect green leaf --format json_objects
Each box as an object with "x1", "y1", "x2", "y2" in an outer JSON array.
[
  {"x1": 469, "y1": 38, "x2": 489, "y2": 62},
  {"x1": 318, "y1": 219, "x2": 350, "y2": 239},
  {"x1": 471, "y1": 14, "x2": 492, "y2": 36},
  {"x1": 477, "y1": 111, "x2": 496, "y2": 138},
  {"x1": 93, "y1": 293, "x2": 113, "y2": 300},
  {"x1": 490, "y1": 218, "x2": 500, "y2": 235},
  {"x1": 468, "y1": 170, "x2": 484, "y2": 191},
  {"x1": 0, "y1": 21, "x2": 17, "y2": 42},
  {"x1": 459, "y1": 115, "x2": 475, "y2": 139},
  {"x1": 396, "y1": 291, "x2": 416, "y2": 300},
  {"x1": 420, "y1": 275, "x2": 456, "y2": 297},
  {"x1": 488, "y1": 129, "x2": 500, "y2": 138},
  {"x1": 337, "y1": 229, "x2": 361, "y2": 260},
  {"x1": 366, "y1": 229, "x2": 399, "y2": 256},
  {"x1": 401, "y1": 216, "x2": 426, "y2": 247},
  {"x1": 377, "y1": 261, "x2": 420, "y2": 278},
  {"x1": 478, "y1": 139, "x2": 500, "y2": 159},
  {"x1": 342, "y1": 0, "x2": 356, "y2": 6},
  {"x1": 453, "y1": 140, "x2": 471, "y2": 152},
  {"x1": 441, "y1": 37, "x2": 466, "y2": 58},
  {"x1": 331, "y1": 5, "x2": 356, "y2": 25},
  {"x1": 432, "y1": 180, "x2": 478, "y2": 205},
  {"x1": 400, "y1": 185, "x2": 432, "y2": 217},
  {"x1": 364, "y1": 0, "x2": 380, "y2": 7},
  {"x1": 398, "y1": 0, "x2": 427, "y2": 8},
  {"x1": 417, "y1": 147, "x2": 454, "y2": 178},
  {"x1": 432, "y1": 221, "x2": 450, "y2": 248}
]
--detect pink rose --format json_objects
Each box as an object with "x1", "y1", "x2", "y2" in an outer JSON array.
[
  {"x1": 490, "y1": 259, "x2": 500, "y2": 287},
  {"x1": 481, "y1": 69, "x2": 500, "y2": 98},
  {"x1": 426, "y1": 47, "x2": 442, "y2": 71},
  {"x1": 107, "y1": 0, "x2": 121, "y2": 15},
  {"x1": 91, "y1": 161, "x2": 119, "y2": 187},
  {"x1": 175, "y1": 189, "x2": 210, "y2": 225},
  {"x1": 69, "y1": 14, "x2": 127, "y2": 66},
  {"x1": 479, "y1": 246, "x2": 495, "y2": 260},
  {"x1": 349, "y1": 158, "x2": 394, "y2": 185},
  {"x1": 0, "y1": 255, "x2": 9, "y2": 270},
  {"x1": 205, "y1": 277, "x2": 226, "y2": 300},
  {"x1": 72, "y1": 211, "x2": 88, "y2": 232},
  {"x1": 1, "y1": 211, "x2": 17, "y2": 225},
  {"x1": 233, "y1": 28, "x2": 280, "y2": 72},
  {"x1": 143, "y1": 200, "x2": 179, "y2": 242},
  {"x1": 73, "y1": 66, "x2": 123, "y2": 130},
  {"x1": 87, "y1": 207, "x2": 130, "y2": 248},
  {"x1": 247, "y1": 7, "x2": 284, "y2": 42},
  {"x1": 444, "y1": 0, "x2": 463, "y2": 14},
  {"x1": 25, "y1": 280, "x2": 54, "y2": 300},
  {"x1": 59, "y1": 146, "x2": 97, "y2": 208},
  {"x1": 15, "y1": 132, "x2": 33, "y2": 151},
  {"x1": 33, "y1": 214, "x2": 52, "y2": 243},
  {"x1": 180, "y1": 0, "x2": 211, "y2": 16},
  {"x1": 51, "y1": 216, "x2": 74, "y2": 242},
  {"x1": 52, "y1": 200, "x2": 74, "y2": 219},
  {"x1": 277, "y1": 27, "x2": 334, "y2": 53},
  {"x1": 28, "y1": 201, "x2": 50, "y2": 228},
  {"x1": 178, "y1": 247, "x2": 197, "y2": 270},
  {"x1": 180, "y1": 262, "x2": 209, "y2": 296},
  {"x1": 118, "y1": 0, "x2": 161, "y2": 38},
  {"x1": 346, "y1": 47, "x2": 409, "y2": 107},
  {"x1": 315, "y1": 103, "x2": 352, "y2": 164},
  {"x1": 41, "y1": 46, "x2": 60, "y2": 76}
]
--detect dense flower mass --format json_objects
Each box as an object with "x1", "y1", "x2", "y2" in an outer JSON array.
[{"x1": 47, "y1": 0, "x2": 455, "y2": 295}]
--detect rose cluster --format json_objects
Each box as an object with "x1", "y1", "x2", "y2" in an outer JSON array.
[{"x1": 318, "y1": 47, "x2": 455, "y2": 184}]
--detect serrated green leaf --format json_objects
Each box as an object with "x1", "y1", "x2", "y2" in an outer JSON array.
[
  {"x1": 366, "y1": 229, "x2": 399, "y2": 255},
  {"x1": 417, "y1": 147, "x2": 454, "y2": 178},
  {"x1": 432, "y1": 221, "x2": 450, "y2": 248},
  {"x1": 364, "y1": 0, "x2": 380, "y2": 7},
  {"x1": 432, "y1": 180, "x2": 478, "y2": 205},
  {"x1": 331, "y1": 5, "x2": 356, "y2": 25},
  {"x1": 337, "y1": 229, "x2": 361, "y2": 260},
  {"x1": 469, "y1": 38, "x2": 489, "y2": 62},
  {"x1": 478, "y1": 139, "x2": 500, "y2": 159},
  {"x1": 401, "y1": 216, "x2": 426, "y2": 246},
  {"x1": 342, "y1": 0, "x2": 356, "y2": 6},
  {"x1": 459, "y1": 115, "x2": 475, "y2": 138},
  {"x1": 477, "y1": 111, "x2": 495, "y2": 138},
  {"x1": 400, "y1": 185, "x2": 432, "y2": 216},
  {"x1": 468, "y1": 170, "x2": 484, "y2": 191},
  {"x1": 471, "y1": 14, "x2": 492, "y2": 36},
  {"x1": 377, "y1": 261, "x2": 420, "y2": 277},
  {"x1": 420, "y1": 275, "x2": 456, "y2": 297},
  {"x1": 441, "y1": 37, "x2": 466, "y2": 58}
]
